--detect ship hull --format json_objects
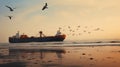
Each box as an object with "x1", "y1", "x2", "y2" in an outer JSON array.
[{"x1": 9, "y1": 35, "x2": 66, "y2": 43}]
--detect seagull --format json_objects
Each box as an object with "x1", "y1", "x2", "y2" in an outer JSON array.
[
  {"x1": 94, "y1": 28, "x2": 100, "y2": 31},
  {"x1": 5, "y1": 5, "x2": 15, "y2": 11},
  {"x1": 69, "y1": 29, "x2": 72, "y2": 32},
  {"x1": 72, "y1": 30, "x2": 75, "y2": 32},
  {"x1": 59, "y1": 27, "x2": 62, "y2": 30},
  {"x1": 77, "y1": 25, "x2": 80, "y2": 28},
  {"x1": 79, "y1": 33, "x2": 81, "y2": 35},
  {"x1": 83, "y1": 30, "x2": 86, "y2": 32},
  {"x1": 42, "y1": 3, "x2": 48, "y2": 10},
  {"x1": 7, "y1": 16, "x2": 12, "y2": 20},
  {"x1": 88, "y1": 32, "x2": 91, "y2": 34},
  {"x1": 72, "y1": 33, "x2": 75, "y2": 36},
  {"x1": 68, "y1": 26, "x2": 71, "y2": 29}
]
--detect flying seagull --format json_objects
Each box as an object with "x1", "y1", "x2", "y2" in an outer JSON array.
[
  {"x1": 94, "y1": 28, "x2": 100, "y2": 31},
  {"x1": 5, "y1": 5, "x2": 15, "y2": 11},
  {"x1": 68, "y1": 26, "x2": 71, "y2": 29},
  {"x1": 8, "y1": 16, "x2": 12, "y2": 20},
  {"x1": 59, "y1": 27, "x2": 62, "y2": 30},
  {"x1": 77, "y1": 25, "x2": 80, "y2": 28},
  {"x1": 42, "y1": 3, "x2": 48, "y2": 10}
]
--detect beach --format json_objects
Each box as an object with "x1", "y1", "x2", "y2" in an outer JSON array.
[{"x1": 0, "y1": 42, "x2": 120, "y2": 67}]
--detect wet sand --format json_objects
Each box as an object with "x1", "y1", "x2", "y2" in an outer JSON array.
[{"x1": 0, "y1": 44, "x2": 120, "y2": 67}]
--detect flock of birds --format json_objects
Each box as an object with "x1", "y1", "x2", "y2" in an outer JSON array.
[
  {"x1": 5, "y1": 3, "x2": 48, "y2": 20},
  {"x1": 59, "y1": 25, "x2": 104, "y2": 36}
]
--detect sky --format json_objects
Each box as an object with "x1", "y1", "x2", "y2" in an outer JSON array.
[{"x1": 0, "y1": 0, "x2": 120, "y2": 43}]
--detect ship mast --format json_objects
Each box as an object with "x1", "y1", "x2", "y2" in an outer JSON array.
[{"x1": 39, "y1": 31, "x2": 43, "y2": 37}]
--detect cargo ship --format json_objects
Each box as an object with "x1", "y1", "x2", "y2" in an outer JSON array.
[{"x1": 9, "y1": 30, "x2": 66, "y2": 43}]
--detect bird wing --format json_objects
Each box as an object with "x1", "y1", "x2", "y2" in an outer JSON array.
[
  {"x1": 42, "y1": 3, "x2": 48, "y2": 10},
  {"x1": 42, "y1": 6, "x2": 45, "y2": 10},
  {"x1": 5, "y1": 6, "x2": 13, "y2": 11},
  {"x1": 6, "y1": 6, "x2": 11, "y2": 9},
  {"x1": 45, "y1": 3, "x2": 47, "y2": 6},
  {"x1": 8, "y1": 16, "x2": 11, "y2": 19}
]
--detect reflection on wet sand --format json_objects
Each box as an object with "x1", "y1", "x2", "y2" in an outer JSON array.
[
  {"x1": 0, "y1": 46, "x2": 120, "y2": 67},
  {"x1": 0, "y1": 48, "x2": 65, "y2": 67}
]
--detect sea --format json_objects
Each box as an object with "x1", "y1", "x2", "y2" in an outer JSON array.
[{"x1": 0, "y1": 41, "x2": 120, "y2": 67}]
